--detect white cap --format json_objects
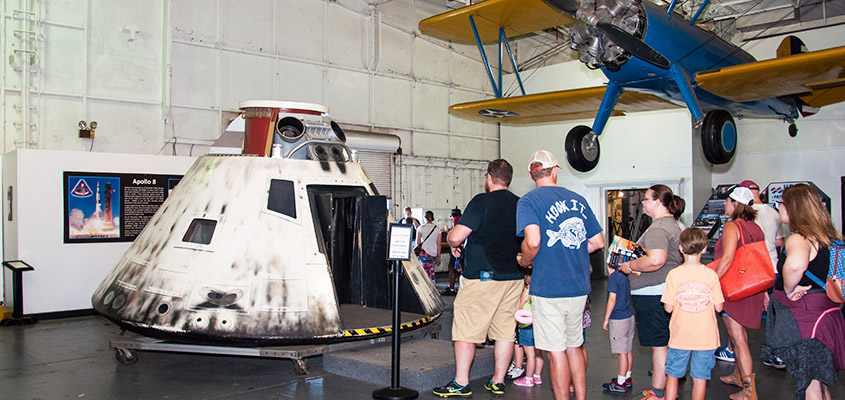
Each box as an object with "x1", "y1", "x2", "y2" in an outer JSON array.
[
  {"x1": 528, "y1": 150, "x2": 559, "y2": 171},
  {"x1": 729, "y1": 186, "x2": 754, "y2": 205}
]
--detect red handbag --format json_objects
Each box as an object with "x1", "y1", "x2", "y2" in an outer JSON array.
[{"x1": 706, "y1": 221, "x2": 775, "y2": 302}]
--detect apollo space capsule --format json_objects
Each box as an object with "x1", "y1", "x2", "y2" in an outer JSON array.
[{"x1": 91, "y1": 101, "x2": 444, "y2": 345}]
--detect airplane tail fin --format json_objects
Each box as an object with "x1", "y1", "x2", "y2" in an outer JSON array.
[{"x1": 776, "y1": 35, "x2": 808, "y2": 58}]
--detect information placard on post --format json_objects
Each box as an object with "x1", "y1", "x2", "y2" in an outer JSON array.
[
  {"x1": 374, "y1": 224, "x2": 418, "y2": 400},
  {"x1": 387, "y1": 223, "x2": 413, "y2": 261}
]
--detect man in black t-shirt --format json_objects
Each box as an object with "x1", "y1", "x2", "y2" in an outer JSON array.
[{"x1": 433, "y1": 159, "x2": 524, "y2": 398}]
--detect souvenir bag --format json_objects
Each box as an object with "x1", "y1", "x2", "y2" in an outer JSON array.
[
  {"x1": 414, "y1": 227, "x2": 436, "y2": 257},
  {"x1": 706, "y1": 221, "x2": 775, "y2": 302},
  {"x1": 803, "y1": 240, "x2": 845, "y2": 303}
]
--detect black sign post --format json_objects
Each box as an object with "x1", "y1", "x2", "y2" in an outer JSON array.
[
  {"x1": 1, "y1": 260, "x2": 36, "y2": 326},
  {"x1": 372, "y1": 224, "x2": 418, "y2": 400}
]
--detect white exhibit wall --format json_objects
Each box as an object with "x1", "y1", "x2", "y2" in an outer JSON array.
[
  {"x1": 712, "y1": 24, "x2": 845, "y2": 232},
  {"x1": 1, "y1": 0, "x2": 497, "y2": 161},
  {"x1": 2, "y1": 149, "x2": 195, "y2": 314}
]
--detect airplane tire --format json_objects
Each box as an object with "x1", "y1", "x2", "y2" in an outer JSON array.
[
  {"x1": 700, "y1": 110, "x2": 736, "y2": 165},
  {"x1": 565, "y1": 125, "x2": 600, "y2": 172}
]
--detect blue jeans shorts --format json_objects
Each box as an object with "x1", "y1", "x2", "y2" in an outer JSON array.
[
  {"x1": 518, "y1": 326, "x2": 535, "y2": 347},
  {"x1": 666, "y1": 347, "x2": 716, "y2": 380}
]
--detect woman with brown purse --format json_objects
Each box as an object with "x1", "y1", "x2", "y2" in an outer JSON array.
[
  {"x1": 769, "y1": 184, "x2": 845, "y2": 400},
  {"x1": 714, "y1": 186, "x2": 767, "y2": 400}
]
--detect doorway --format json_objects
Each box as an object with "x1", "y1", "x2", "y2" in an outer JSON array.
[{"x1": 606, "y1": 188, "x2": 651, "y2": 243}]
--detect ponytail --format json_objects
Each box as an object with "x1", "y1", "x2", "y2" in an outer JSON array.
[
  {"x1": 649, "y1": 184, "x2": 676, "y2": 214},
  {"x1": 671, "y1": 195, "x2": 685, "y2": 220}
]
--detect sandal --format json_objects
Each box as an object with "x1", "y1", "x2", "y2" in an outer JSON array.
[
  {"x1": 720, "y1": 368, "x2": 742, "y2": 388},
  {"x1": 729, "y1": 373, "x2": 757, "y2": 400}
]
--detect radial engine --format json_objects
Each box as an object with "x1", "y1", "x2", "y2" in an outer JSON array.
[{"x1": 569, "y1": 0, "x2": 646, "y2": 71}]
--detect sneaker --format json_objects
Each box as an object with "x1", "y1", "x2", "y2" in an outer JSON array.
[
  {"x1": 715, "y1": 343, "x2": 736, "y2": 362},
  {"x1": 432, "y1": 380, "x2": 472, "y2": 397},
  {"x1": 763, "y1": 356, "x2": 787, "y2": 369},
  {"x1": 506, "y1": 365, "x2": 524, "y2": 379},
  {"x1": 484, "y1": 379, "x2": 505, "y2": 395},
  {"x1": 513, "y1": 376, "x2": 534, "y2": 387},
  {"x1": 623, "y1": 377, "x2": 632, "y2": 389},
  {"x1": 602, "y1": 378, "x2": 630, "y2": 392},
  {"x1": 642, "y1": 389, "x2": 665, "y2": 400},
  {"x1": 532, "y1": 375, "x2": 543, "y2": 385}
]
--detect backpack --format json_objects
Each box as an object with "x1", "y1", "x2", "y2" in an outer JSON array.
[{"x1": 803, "y1": 240, "x2": 845, "y2": 303}]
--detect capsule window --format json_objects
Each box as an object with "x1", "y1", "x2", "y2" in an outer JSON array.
[
  {"x1": 267, "y1": 179, "x2": 296, "y2": 218},
  {"x1": 182, "y1": 218, "x2": 217, "y2": 245}
]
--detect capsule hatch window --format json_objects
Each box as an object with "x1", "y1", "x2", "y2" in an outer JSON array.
[
  {"x1": 267, "y1": 179, "x2": 296, "y2": 218},
  {"x1": 182, "y1": 218, "x2": 218, "y2": 245}
]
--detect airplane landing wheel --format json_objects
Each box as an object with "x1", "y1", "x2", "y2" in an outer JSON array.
[
  {"x1": 565, "y1": 125, "x2": 600, "y2": 172},
  {"x1": 788, "y1": 123, "x2": 798, "y2": 137},
  {"x1": 700, "y1": 110, "x2": 736, "y2": 165}
]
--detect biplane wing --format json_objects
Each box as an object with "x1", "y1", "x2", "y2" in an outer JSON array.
[
  {"x1": 449, "y1": 86, "x2": 683, "y2": 124},
  {"x1": 695, "y1": 46, "x2": 845, "y2": 108},
  {"x1": 418, "y1": 0, "x2": 574, "y2": 43}
]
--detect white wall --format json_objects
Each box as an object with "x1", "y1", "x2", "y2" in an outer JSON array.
[
  {"x1": 1, "y1": 0, "x2": 497, "y2": 161},
  {"x1": 500, "y1": 24, "x2": 845, "y2": 233},
  {"x1": 2, "y1": 149, "x2": 194, "y2": 314}
]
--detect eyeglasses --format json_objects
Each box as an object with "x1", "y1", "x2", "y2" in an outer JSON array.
[{"x1": 749, "y1": 186, "x2": 759, "y2": 191}]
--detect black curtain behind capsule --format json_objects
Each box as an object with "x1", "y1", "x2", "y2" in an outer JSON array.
[
  {"x1": 330, "y1": 196, "x2": 357, "y2": 305},
  {"x1": 326, "y1": 193, "x2": 423, "y2": 314}
]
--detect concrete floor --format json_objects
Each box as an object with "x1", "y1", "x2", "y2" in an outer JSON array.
[{"x1": 1, "y1": 276, "x2": 841, "y2": 399}]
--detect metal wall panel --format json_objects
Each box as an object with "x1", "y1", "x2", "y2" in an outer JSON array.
[
  {"x1": 393, "y1": 155, "x2": 488, "y2": 228},
  {"x1": 171, "y1": 43, "x2": 218, "y2": 107},
  {"x1": 374, "y1": 76, "x2": 411, "y2": 128},
  {"x1": 276, "y1": 58, "x2": 325, "y2": 106},
  {"x1": 221, "y1": 0, "x2": 275, "y2": 53},
  {"x1": 220, "y1": 52, "x2": 275, "y2": 111},
  {"x1": 276, "y1": 0, "x2": 324, "y2": 62},
  {"x1": 326, "y1": 4, "x2": 364, "y2": 69},
  {"x1": 357, "y1": 150, "x2": 392, "y2": 197}
]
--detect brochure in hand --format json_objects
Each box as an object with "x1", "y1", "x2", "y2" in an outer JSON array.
[{"x1": 606, "y1": 235, "x2": 646, "y2": 275}]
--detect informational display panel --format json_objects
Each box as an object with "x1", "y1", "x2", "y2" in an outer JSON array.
[
  {"x1": 387, "y1": 223, "x2": 413, "y2": 261},
  {"x1": 63, "y1": 172, "x2": 182, "y2": 243}
]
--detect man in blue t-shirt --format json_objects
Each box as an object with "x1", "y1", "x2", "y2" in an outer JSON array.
[
  {"x1": 433, "y1": 159, "x2": 523, "y2": 398},
  {"x1": 516, "y1": 150, "x2": 604, "y2": 400}
]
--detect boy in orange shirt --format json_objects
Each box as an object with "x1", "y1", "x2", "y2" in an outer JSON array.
[{"x1": 660, "y1": 228, "x2": 725, "y2": 400}]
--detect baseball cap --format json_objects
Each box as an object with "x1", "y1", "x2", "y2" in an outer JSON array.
[
  {"x1": 729, "y1": 186, "x2": 754, "y2": 205},
  {"x1": 528, "y1": 150, "x2": 559, "y2": 171},
  {"x1": 739, "y1": 180, "x2": 759, "y2": 190}
]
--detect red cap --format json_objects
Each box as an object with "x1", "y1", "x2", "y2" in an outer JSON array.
[{"x1": 739, "y1": 180, "x2": 759, "y2": 189}]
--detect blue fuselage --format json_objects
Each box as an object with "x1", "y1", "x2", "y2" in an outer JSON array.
[{"x1": 603, "y1": 2, "x2": 798, "y2": 120}]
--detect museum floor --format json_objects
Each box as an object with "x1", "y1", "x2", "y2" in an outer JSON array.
[{"x1": 1, "y1": 276, "x2": 841, "y2": 399}]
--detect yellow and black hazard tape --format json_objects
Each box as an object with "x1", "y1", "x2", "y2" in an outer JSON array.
[{"x1": 342, "y1": 316, "x2": 431, "y2": 337}]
